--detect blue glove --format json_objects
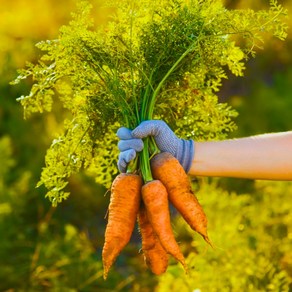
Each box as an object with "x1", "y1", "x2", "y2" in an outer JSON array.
[{"x1": 117, "y1": 120, "x2": 194, "y2": 173}]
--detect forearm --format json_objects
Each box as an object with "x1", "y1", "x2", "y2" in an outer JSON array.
[{"x1": 189, "y1": 131, "x2": 292, "y2": 180}]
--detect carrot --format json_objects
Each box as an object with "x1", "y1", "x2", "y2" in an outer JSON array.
[
  {"x1": 137, "y1": 204, "x2": 169, "y2": 275},
  {"x1": 151, "y1": 152, "x2": 212, "y2": 246},
  {"x1": 102, "y1": 173, "x2": 142, "y2": 279},
  {"x1": 141, "y1": 180, "x2": 187, "y2": 271}
]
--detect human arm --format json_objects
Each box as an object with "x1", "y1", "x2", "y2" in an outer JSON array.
[
  {"x1": 117, "y1": 120, "x2": 292, "y2": 181},
  {"x1": 190, "y1": 131, "x2": 292, "y2": 180}
]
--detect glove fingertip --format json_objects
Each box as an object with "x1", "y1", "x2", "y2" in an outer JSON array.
[
  {"x1": 117, "y1": 149, "x2": 137, "y2": 173},
  {"x1": 117, "y1": 127, "x2": 132, "y2": 139},
  {"x1": 117, "y1": 157, "x2": 127, "y2": 173},
  {"x1": 118, "y1": 165, "x2": 126, "y2": 173}
]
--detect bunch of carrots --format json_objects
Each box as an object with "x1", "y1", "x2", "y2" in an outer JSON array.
[
  {"x1": 99, "y1": 2, "x2": 214, "y2": 278},
  {"x1": 90, "y1": 0, "x2": 286, "y2": 278},
  {"x1": 12, "y1": 0, "x2": 287, "y2": 279},
  {"x1": 102, "y1": 151, "x2": 211, "y2": 279}
]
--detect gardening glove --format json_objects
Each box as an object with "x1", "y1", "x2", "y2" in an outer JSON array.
[{"x1": 117, "y1": 120, "x2": 194, "y2": 173}]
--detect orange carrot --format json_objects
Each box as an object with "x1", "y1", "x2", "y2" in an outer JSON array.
[
  {"x1": 138, "y1": 204, "x2": 168, "y2": 275},
  {"x1": 102, "y1": 173, "x2": 142, "y2": 279},
  {"x1": 141, "y1": 180, "x2": 187, "y2": 271},
  {"x1": 151, "y1": 152, "x2": 211, "y2": 246}
]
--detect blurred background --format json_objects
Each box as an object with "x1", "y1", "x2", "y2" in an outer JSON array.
[{"x1": 0, "y1": 0, "x2": 291, "y2": 291}]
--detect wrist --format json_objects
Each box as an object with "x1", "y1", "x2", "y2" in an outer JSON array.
[{"x1": 177, "y1": 139, "x2": 195, "y2": 173}]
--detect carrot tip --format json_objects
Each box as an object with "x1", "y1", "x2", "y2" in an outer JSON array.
[
  {"x1": 176, "y1": 255, "x2": 188, "y2": 274},
  {"x1": 182, "y1": 262, "x2": 189, "y2": 274},
  {"x1": 202, "y1": 234, "x2": 214, "y2": 249},
  {"x1": 103, "y1": 269, "x2": 109, "y2": 280}
]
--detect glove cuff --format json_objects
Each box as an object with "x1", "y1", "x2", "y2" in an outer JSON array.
[{"x1": 177, "y1": 139, "x2": 195, "y2": 173}]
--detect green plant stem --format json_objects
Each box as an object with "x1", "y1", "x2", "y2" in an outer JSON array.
[
  {"x1": 139, "y1": 82, "x2": 154, "y2": 182},
  {"x1": 141, "y1": 77, "x2": 153, "y2": 121},
  {"x1": 147, "y1": 41, "x2": 198, "y2": 119},
  {"x1": 139, "y1": 40, "x2": 200, "y2": 182},
  {"x1": 139, "y1": 137, "x2": 153, "y2": 183},
  {"x1": 127, "y1": 156, "x2": 138, "y2": 174}
]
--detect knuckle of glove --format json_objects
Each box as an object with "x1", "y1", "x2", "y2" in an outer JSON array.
[{"x1": 118, "y1": 139, "x2": 143, "y2": 152}]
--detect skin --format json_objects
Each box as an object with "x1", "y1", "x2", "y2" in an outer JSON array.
[{"x1": 189, "y1": 131, "x2": 292, "y2": 180}]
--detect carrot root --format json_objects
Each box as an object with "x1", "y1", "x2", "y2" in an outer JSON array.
[
  {"x1": 141, "y1": 180, "x2": 187, "y2": 272},
  {"x1": 102, "y1": 173, "x2": 142, "y2": 279},
  {"x1": 138, "y1": 204, "x2": 169, "y2": 275},
  {"x1": 151, "y1": 152, "x2": 212, "y2": 246}
]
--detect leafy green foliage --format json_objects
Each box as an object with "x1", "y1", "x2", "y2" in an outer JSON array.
[
  {"x1": 1, "y1": 0, "x2": 291, "y2": 290},
  {"x1": 156, "y1": 77, "x2": 239, "y2": 140},
  {"x1": 37, "y1": 115, "x2": 94, "y2": 205},
  {"x1": 12, "y1": 0, "x2": 288, "y2": 205}
]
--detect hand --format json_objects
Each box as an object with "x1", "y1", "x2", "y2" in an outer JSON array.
[{"x1": 117, "y1": 120, "x2": 194, "y2": 173}]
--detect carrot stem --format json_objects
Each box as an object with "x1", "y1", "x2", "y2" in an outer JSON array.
[
  {"x1": 147, "y1": 41, "x2": 198, "y2": 119},
  {"x1": 127, "y1": 156, "x2": 139, "y2": 174},
  {"x1": 140, "y1": 138, "x2": 153, "y2": 183}
]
